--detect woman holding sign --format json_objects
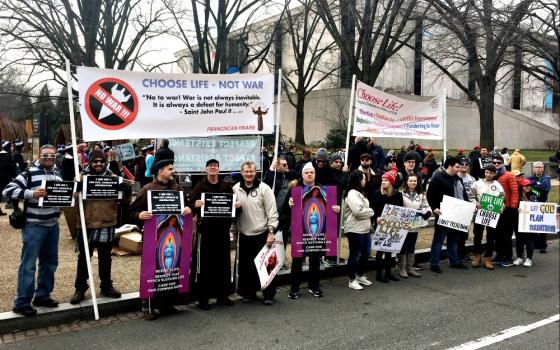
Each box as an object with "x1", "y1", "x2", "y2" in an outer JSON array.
[
  {"x1": 400, "y1": 174, "x2": 431, "y2": 278},
  {"x1": 344, "y1": 170, "x2": 375, "y2": 290},
  {"x1": 372, "y1": 169, "x2": 403, "y2": 283},
  {"x1": 514, "y1": 178, "x2": 538, "y2": 267}
]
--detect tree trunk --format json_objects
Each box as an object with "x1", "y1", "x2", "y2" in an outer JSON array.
[
  {"x1": 295, "y1": 94, "x2": 306, "y2": 145},
  {"x1": 478, "y1": 81, "x2": 496, "y2": 149}
]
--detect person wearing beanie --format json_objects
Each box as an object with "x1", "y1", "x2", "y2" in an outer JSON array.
[
  {"x1": 286, "y1": 162, "x2": 341, "y2": 298},
  {"x1": 492, "y1": 154, "x2": 519, "y2": 267},
  {"x1": 188, "y1": 159, "x2": 240, "y2": 310},
  {"x1": 129, "y1": 157, "x2": 191, "y2": 319},
  {"x1": 70, "y1": 150, "x2": 132, "y2": 305},
  {"x1": 457, "y1": 148, "x2": 465, "y2": 159},
  {"x1": 398, "y1": 151, "x2": 422, "y2": 191},
  {"x1": 514, "y1": 179, "x2": 538, "y2": 267},
  {"x1": 312, "y1": 148, "x2": 336, "y2": 186},
  {"x1": 371, "y1": 169, "x2": 402, "y2": 282},
  {"x1": 347, "y1": 137, "x2": 369, "y2": 172},
  {"x1": 467, "y1": 164, "x2": 504, "y2": 269},
  {"x1": 13, "y1": 139, "x2": 26, "y2": 173},
  {"x1": 426, "y1": 157, "x2": 469, "y2": 273}
]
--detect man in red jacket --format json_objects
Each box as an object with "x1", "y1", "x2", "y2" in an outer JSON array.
[{"x1": 492, "y1": 154, "x2": 519, "y2": 267}]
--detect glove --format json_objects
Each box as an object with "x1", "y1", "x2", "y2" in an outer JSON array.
[{"x1": 422, "y1": 211, "x2": 432, "y2": 220}]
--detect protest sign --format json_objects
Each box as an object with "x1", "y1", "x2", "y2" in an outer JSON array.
[
  {"x1": 168, "y1": 136, "x2": 262, "y2": 172},
  {"x1": 77, "y1": 67, "x2": 275, "y2": 141},
  {"x1": 437, "y1": 195, "x2": 476, "y2": 232},
  {"x1": 82, "y1": 175, "x2": 122, "y2": 199},
  {"x1": 254, "y1": 231, "x2": 285, "y2": 290},
  {"x1": 290, "y1": 186, "x2": 338, "y2": 258},
  {"x1": 353, "y1": 81, "x2": 443, "y2": 140},
  {"x1": 114, "y1": 143, "x2": 136, "y2": 161},
  {"x1": 518, "y1": 201, "x2": 558, "y2": 234},
  {"x1": 140, "y1": 214, "x2": 193, "y2": 298},
  {"x1": 474, "y1": 193, "x2": 504, "y2": 228},
  {"x1": 201, "y1": 193, "x2": 236, "y2": 218},
  {"x1": 147, "y1": 190, "x2": 184, "y2": 215},
  {"x1": 38, "y1": 180, "x2": 77, "y2": 207},
  {"x1": 371, "y1": 205, "x2": 417, "y2": 253}
]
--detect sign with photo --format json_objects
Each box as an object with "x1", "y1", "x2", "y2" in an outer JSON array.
[
  {"x1": 38, "y1": 180, "x2": 77, "y2": 207},
  {"x1": 114, "y1": 143, "x2": 136, "y2": 162},
  {"x1": 147, "y1": 190, "x2": 184, "y2": 215},
  {"x1": 82, "y1": 175, "x2": 122, "y2": 200},
  {"x1": 254, "y1": 231, "x2": 285, "y2": 290}
]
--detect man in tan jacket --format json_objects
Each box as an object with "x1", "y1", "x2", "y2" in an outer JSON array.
[{"x1": 509, "y1": 149, "x2": 527, "y2": 173}]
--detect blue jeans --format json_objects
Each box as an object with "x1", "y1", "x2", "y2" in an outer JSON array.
[
  {"x1": 15, "y1": 223, "x2": 59, "y2": 308},
  {"x1": 347, "y1": 232, "x2": 370, "y2": 280},
  {"x1": 430, "y1": 225, "x2": 459, "y2": 266}
]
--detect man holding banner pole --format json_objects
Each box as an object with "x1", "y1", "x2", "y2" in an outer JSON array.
[{"x1": 188, "y1": 159, "x2": 240, "y2": 310}]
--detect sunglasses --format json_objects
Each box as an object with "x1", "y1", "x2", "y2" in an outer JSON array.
[
  {"x1": 492, "y1": 161, "x2": 502, "y2": 165},
  {"x1": 279, "y1": 163, "x2": 288, "y2": 167},
  {"x1": 92, "y1": 160, "x2": 106, "y2": 164},
  {"x1": 316, "y1": 160, "x2": 327, "y2": 164},
  {"x1": 40, "y1": 153, "x2": 56, "y2": 158}
]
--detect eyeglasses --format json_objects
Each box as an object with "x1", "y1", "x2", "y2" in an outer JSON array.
[
  {"x1": 492, "y1": 161, "x2": 502, "y2": 165},
  {"x1": 91, "y1": 160, "x2": 106, "y2": 164},
  {"x1": 360, "y1": 158, "x2": 371, "y2": 162},
  {"x1": 40, "y1": 153, "x2": 56, "y2": 158},
  {"x1": 316, "y1": 160, "x2": 327, "y2": 164},
  {"x1": 279, "y1": 163, "x2": 288, "y2": 167}
]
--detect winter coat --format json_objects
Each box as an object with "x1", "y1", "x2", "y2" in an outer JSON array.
[
  {"x1": 509, "y1": 152, "x2": 526, "y2": 172},
  {"x1": 495, "y1": 168, "x2": 519, "y2": 209},
  {"x1": 343, "y1": 189, "x2": 374, "y2": 234},
  {"x1": 232, "y1": 180, "x2": 278, "y2": 236},
  {"x1": 468, "y1": 179, "x2": 505, "y2": 203}
]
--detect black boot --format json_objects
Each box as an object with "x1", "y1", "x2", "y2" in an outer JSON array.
[
  {"x1": 375, "y1": 268, "x2": 389, "y2": 283},
  {"x1": 70, "y1": 290, "x2": 86, "y2": 305},
  {"x1": 385, "y1": 269, "x2": 400, "y2": 281}
]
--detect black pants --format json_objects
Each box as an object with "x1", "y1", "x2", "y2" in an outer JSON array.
[
  {"x1": 237, "y1": 231, "x2": 276, "y2": 300},
  {"x1": 473, "y1": 223, "x2": 496, "y2": 257},
  {"x1": 534, "y1": 233, "x2": 548, "y2": 250},
  {"x1": 195, "y1": 222, "x2": 233, "y2": 303},
  {"x1": 457, "y1": 230, "x2": 469, "y2": 260},
  {"x1": 399, "y1": 232, "x2": 418, "y2": 255},
  {"x1": 495, "y1": 208, "x2": 516, "y2": 261},
  {"x1": 290, "y1": 253, "x2": 321, "y2": 291},
  {"x1": 516, "y1": 232, "x2": 535, "y2": 259},
  {"x1": 375, "y1": 251, "x2": 392, "y2": 273},
  {"x1": 74, "y1": 236, "x2": 113, "y2": 292}
]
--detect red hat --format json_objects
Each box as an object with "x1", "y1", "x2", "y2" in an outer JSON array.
[
  {"x1": 520, "y1": 178, "x2": 532, "y2": 186},
  {"x1": 427, "y1": 147, "x2": 433, "y2": 152},
  {"x1": 382, "y1": 169, "x2": 398, "y2": 186},
  {"x1": 457, "y1": 148, "x2": 464, "y2": 153},
  {"x1": 473, "y1": 145, "x2": 481, "y2": 151}
]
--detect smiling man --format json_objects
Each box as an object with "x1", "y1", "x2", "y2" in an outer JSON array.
[{"x1": 3, "y1": 144, "x2": 65, "y2": 317}]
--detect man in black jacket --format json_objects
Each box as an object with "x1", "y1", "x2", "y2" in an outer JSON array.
[{"x1": 426, "y1": 156, "x2": 469, "y2": 273}]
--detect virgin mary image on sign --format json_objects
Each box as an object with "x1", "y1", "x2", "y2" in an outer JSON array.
[{"x1": 301, "y1": 186, "x2": 327, "y2": 253}]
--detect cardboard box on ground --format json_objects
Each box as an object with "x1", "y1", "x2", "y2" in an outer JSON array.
[{"x1": 113, "y1": 224, "x2": 142, "y2": 255}]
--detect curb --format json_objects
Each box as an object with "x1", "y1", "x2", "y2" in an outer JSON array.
[{"x1": 1, "y1": 237, "x2": 556, "y2": 334}]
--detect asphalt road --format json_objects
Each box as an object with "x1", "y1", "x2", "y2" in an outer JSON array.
[{"x1": 3, "y1": 240, "x2": 559, "y2": 350}]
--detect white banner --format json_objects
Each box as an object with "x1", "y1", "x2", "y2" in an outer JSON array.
[
  {"x1": 518, "y1": 201, "x2": 558, "y2": 234},
  {"x1": 371, "y1": 205, "x2": 417, "y2": 253},
  {"x1": 437, "y1": 195, "x2": 476, "y2": 232},
  {"x1": 77, "y1": 67, "x2": 275, "y2": 141},
  {"x1": 353, "y1": 81, "x2": 444, "y2": 140},
  {"x1": 254, "y1": 231, "x2": 285, "y2": 289}
]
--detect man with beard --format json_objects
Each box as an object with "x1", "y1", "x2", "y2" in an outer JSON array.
[
  {"x1": 70, "y1": 150, "x2": 131, "y2": 304},
  {"x1": 232, "y1": 161, "x2": 278, "y2": 305},
  {"x1": 348, "y1": 137, "x2": 369, "y2": 172},
  {"x1": 189, "y1": 159, "x2": 240, "y2": 310},
  {"x1": 129, "y1": 158, "x2": 192, "y2": 320},
  {"x1": 313, "y1": 148, "x2": 336, "y2": 186}
]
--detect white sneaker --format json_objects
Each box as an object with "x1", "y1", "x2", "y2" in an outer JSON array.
[
  {"x1": 513, "y1": 257, "x2": 524, "y2": 266},
  {"x1": 348, "y1": 279, "x2": 363, "y2": 290},
  {"x1": 523, "y1": 258, "x2": 532, "y2": 267},
  {"x1": 355, "y1": 275, "x2": 373, "y2": 286}
]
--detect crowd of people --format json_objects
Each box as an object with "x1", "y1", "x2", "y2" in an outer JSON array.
[{"x1": 0, "y1": 136, "x2": 556, "y2": 320}]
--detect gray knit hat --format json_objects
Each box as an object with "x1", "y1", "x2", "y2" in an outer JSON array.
[
  {"x1": 315, "y1": 148, "x2": 328, "y2": 160},
  {"x1": 329, "y1": 152, "x2": 342, "y2": 163}
]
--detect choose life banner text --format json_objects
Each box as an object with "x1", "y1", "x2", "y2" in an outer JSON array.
[
  {"x1": 371, "y1": 205, "x2": 416, "y2": 253},
  {"x1": 78, "y1": 67, "x2": 275, "y2": 141},
  {"x1": 474, "y1": 193, "x2": 504, "y2": 228},
  {"x1": 353, "y1": 81, "x2": 444, "y2": 140}
]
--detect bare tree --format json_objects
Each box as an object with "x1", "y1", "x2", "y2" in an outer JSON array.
[
  {"x1": 315, "y1": 0, "x2": 428, "y2": 87},
  {"x1": 0, "y1": 0, "x2": 172, "y2": 88},
  {"x1": 515, "y1": 0, "x2": 559, "y2": 117},
  {"x1": 166, "y1": 0, "x2": 279, "y2": 74},
  {"x1": 409, "y1": 0, "x2": 535, "y2": 148},
  {"x1": 279, "y1": 1, "x2": 340, "y2": 144}
]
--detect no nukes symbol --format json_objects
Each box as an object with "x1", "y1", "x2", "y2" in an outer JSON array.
[{"x1": 85, "y1": 78, "x2": 138, "y2": 130}]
